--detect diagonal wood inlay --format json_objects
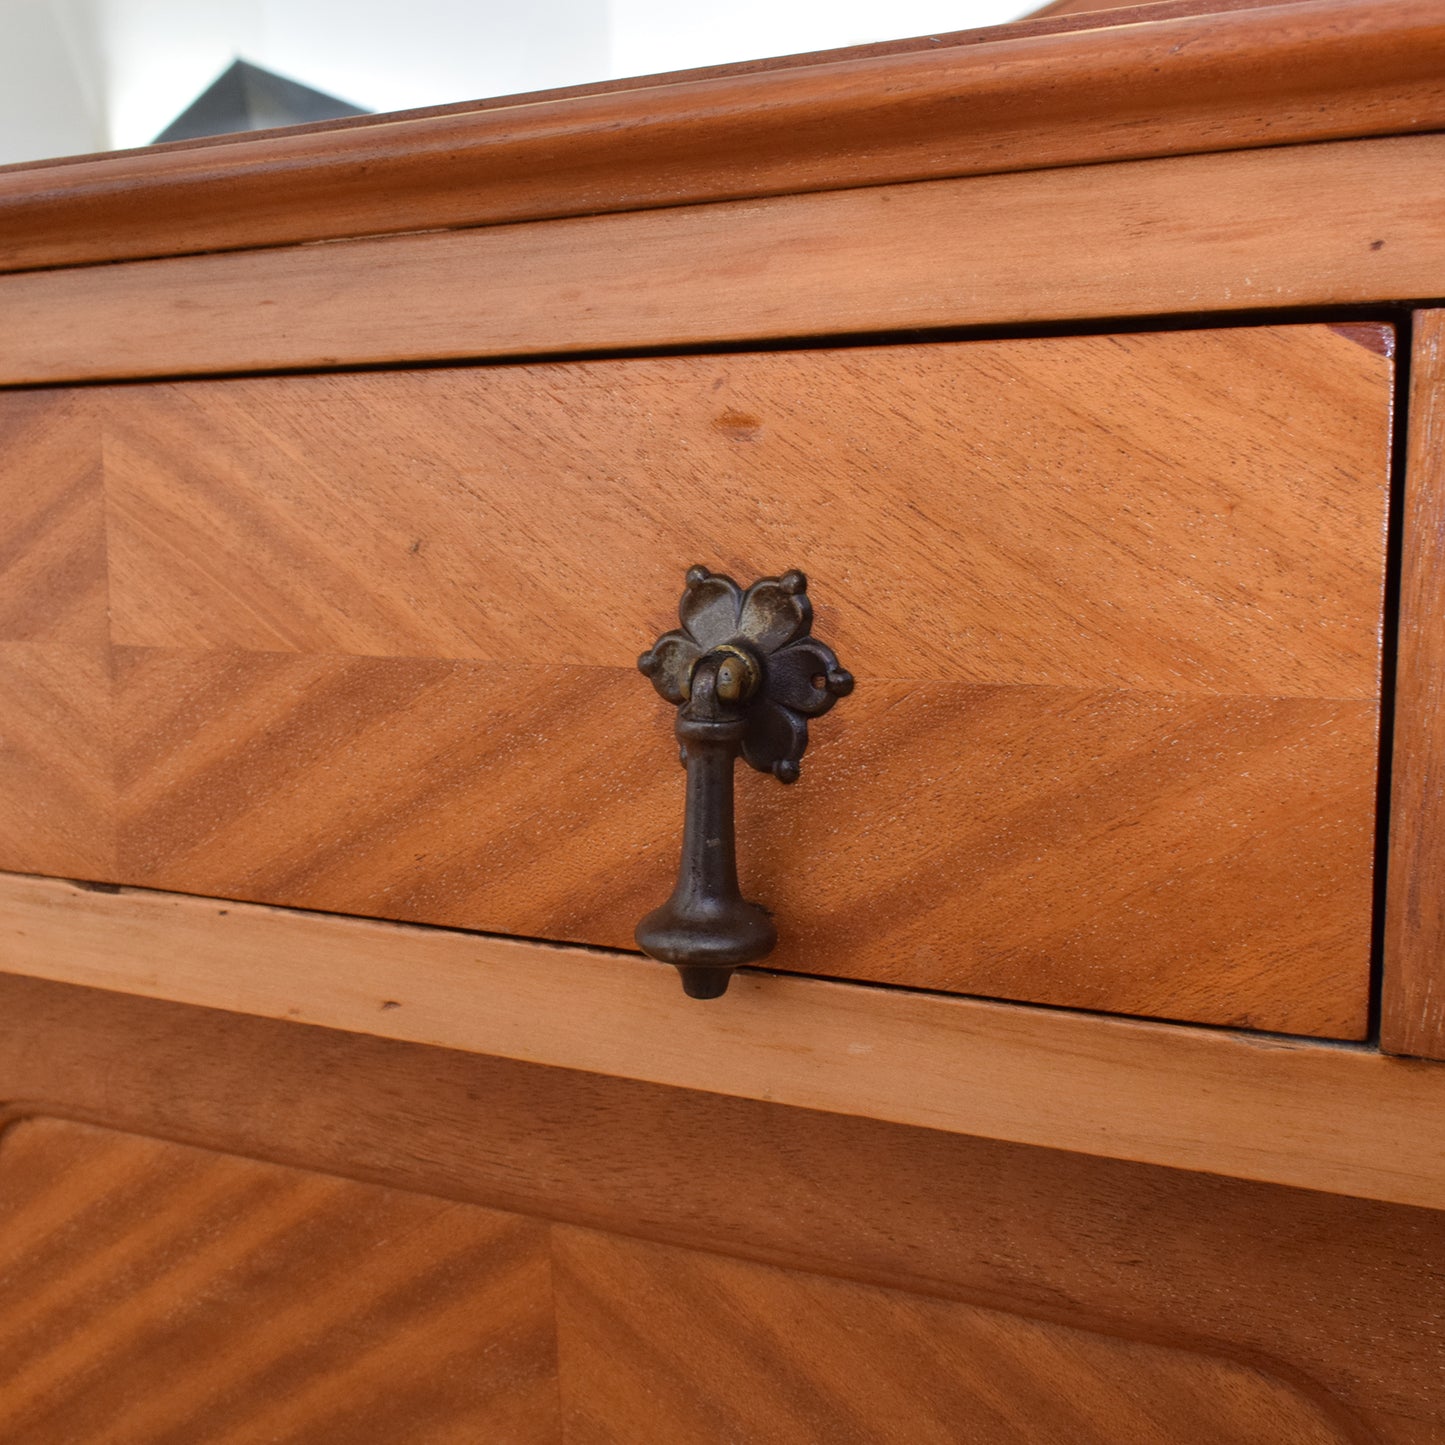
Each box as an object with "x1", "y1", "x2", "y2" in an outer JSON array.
[
  {"x1": 0, "y1": 1119, "x2": 559, "y2": 1445},
  {"x1": 102, "y1": 327, "x2": 1391, "y2": 698},
  {"x1": 113, "y1": 646, "x2": 1375, "y2": 1034},
  {"x1": 0, "y1": 390, "x2": 106, "y2": 646},
  {"x1": 0, "y1": 643, "x2": 115, "y2": 880},
  {"x1": 6, "y1": 979, "x2": 1445, "y2": 1434},
  {"x1": 551, "y1": 1227, "x2": 1363, "y2": 1445}
]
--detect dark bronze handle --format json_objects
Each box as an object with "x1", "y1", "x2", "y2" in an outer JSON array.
[{"x1": 636, "y1": 566, "x2": 852, "y2": 998}]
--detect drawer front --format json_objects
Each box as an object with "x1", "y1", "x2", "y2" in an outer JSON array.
[{"x1": 0, "y1": 324, "x2": 1392, "y2": 1033}]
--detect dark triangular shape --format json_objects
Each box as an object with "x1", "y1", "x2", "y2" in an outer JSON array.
[{"x1": 154, "y1": 59, "x2": 368, "y2": 144}]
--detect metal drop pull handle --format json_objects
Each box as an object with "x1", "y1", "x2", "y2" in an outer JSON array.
[{"x1": 636, "y1": 566, "x2": 852, "y2": 999}]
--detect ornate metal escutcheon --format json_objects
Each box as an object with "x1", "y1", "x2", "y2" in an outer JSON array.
[{"x1": 636, "y1": 566, "x2": 852, "y2": 999}]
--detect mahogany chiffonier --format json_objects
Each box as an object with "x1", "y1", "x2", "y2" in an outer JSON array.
[{"x1": 2, "y1": 0, "x2": 1445, "y2": 1440}]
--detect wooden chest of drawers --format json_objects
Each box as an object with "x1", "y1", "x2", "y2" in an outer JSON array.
[{"x1": 1, "y1": 1, "x2": 1445, "y2": 1440}]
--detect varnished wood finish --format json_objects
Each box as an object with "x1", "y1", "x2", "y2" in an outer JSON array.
[
  {"x1": 0, "y1": 131, "x2": 1436, "y2": 385},
  {"x1": 0, "y1": 390, "x2": 112, "y2": 882},
  {"x1": 0, "y1": 0, "x2": 1304, "y2": 181},
  {"x1": 0, "y1": 650, "x2": 113, "y2": 882},
  {"x1": 0, "y1": 392, "x2": 104, "y2": 644},
  {"x1": 606, "y1": 1229, "x2": 1407, "y2": 1444},
  {"x1": 0, "y1": 10, "x2": 1441, "y2": 1434},
  {"x1": 41, "y1": 0, "x2": 1307, "y2": 165},
  {"x1": 0, "y1": 1113, "x2": 1410, "y2": 1445},
  {"x1": 1385, "y1": 309, "x2": 1445, "y2": 1060},
  {"x1": 0, "y1": 976, "x2": 1441, "y2": 1442},
  {"x1": 0, "y1": 326, "x2": 1392, "y2": 1030},
  {"x1": 111, "y1": 657, "x2": 1376, "y2": 1027},
  {"x1": 0, "y1": 1119, "x2": 557, "y2": 1443},
  {"x1": 104, "y1": 334, "x2": 1388, "y2": 695},
  {"x1": 551, "y1": 1228, "x2": 1360, "y2": 1445},
  {"x1": 0, "y1": 0, "x2": 1436, "y2": 276},
  {"x1": 5, "y1": 875, "x2": 1444, "y2": 1208}
]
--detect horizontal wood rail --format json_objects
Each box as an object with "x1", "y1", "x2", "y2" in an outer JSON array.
[
  {"x1": 0, "y1": 0, "x2": 1440, "y2": 275},
  {"x1": 1, "y1": 131, "x2": 1440, "y2": 386},
  {"x1": 1, "y1": 873, "x2": 1441, "y2": 1210}
]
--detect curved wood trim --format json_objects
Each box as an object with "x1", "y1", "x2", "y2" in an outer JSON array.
[
  {"x1": 1, "y1": 873, "x2": 1441, "y2": 1210},
  {"x1": 0, "y1": 0, "x2": 1306, "y2": 173},
  {"x1": 0, "y1": 0, "x2": 1441, "y2": 275}
]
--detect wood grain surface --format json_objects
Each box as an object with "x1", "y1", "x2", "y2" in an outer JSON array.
[
  {"x1": 0, "y1": 1119, "x2": 557, "y2": 1444},
  {"x1": 0, "y1": 978, "x2": 1442, "y2": 1441},
  {"x1": 0, "y1": 0, "x2": 1434, "y2": 275},
  {"x1": 42, "y1": 0, "x2": 1308, "y2": 169},
  {"x1": 551, "y1": 1227, "x2": 1359, "y2": 1445},
  {"x1": 102, "y1": 334, "x2": 1388, "y2": 696},
  {"x1": 0, "y1": 648, "x2": 114, "y2": 882},
  {"x1": 5, "y1": 875, "x2": 1444, "y2": 1209},
  {"x1": 0, "y1": 1115, "x2": 1398, "y2": 1445},
  {"x1": 0, "y1": 392, "x2": 104, "y2": 644},
  {"x1": 1385, "y1": 310, "x2": 1445, "y2": 1060},
  {"x1": 0, "y1": 132, "x2": 1437, "y2": 385},
  {"x1": 0, "y1": 325, "x2": 1393, "y2": 1030},
  {"x1": 109, "y1": 657, "x2": 1377, "y2": 1028}
]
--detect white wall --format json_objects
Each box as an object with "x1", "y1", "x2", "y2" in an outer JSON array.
[
  {"x1": 88, "y1": 0, "x2": 612, "y2": 150},
  {"x1": 0, "y1": 0, "x2": 1033, "y2": 166},
  {"x1": 0, "y1": 1, "x2": 106, "y2": 165},
  {"x1": 609, "y1": 0, "x2": 1030, "y2": 80}
]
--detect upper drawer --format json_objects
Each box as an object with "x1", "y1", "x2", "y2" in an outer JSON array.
[{"x1": 0, "y1": 324, "x2": 1392, "y2": 1035}]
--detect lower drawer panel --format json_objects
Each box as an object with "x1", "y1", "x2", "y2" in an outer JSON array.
[
  {"x1": 106, "y1": 651, "x2": 1375, "y2": 1034},
  {"x1": 0, "y1": 988, "x2": 1441, "y2": 1444},
  {"x1": 0, "y1": 323, "x2": 1393, "y2": 1034},
  {"x1": 0, "y1": 1118, "x2": 1391, "y2": 1445}
]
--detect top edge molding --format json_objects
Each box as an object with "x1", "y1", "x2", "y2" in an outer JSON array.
[{"x1": 0, "y1": 0, "x2": 1439, "y2": 276}]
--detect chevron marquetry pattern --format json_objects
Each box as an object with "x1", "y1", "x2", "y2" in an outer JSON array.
[
  {"x1": 0, "y1": 1117, "x2": 1374, "y2": 1445},
  {"x1": 0, "y1": 393, "x2": 114, "y2": 879},
  {"x1": 0, "y1": 644, "x2": 114, "y2": 879},
  {"x1": 551, "y1": 1228, "x2": 1357, "y2": 1445},
  {"x1": 0, "y1": 391, "x2": 105, "y2": 646},
  {"x1": 0, "y1": 1120, "x2": 556, "y2": 1444},
  {"x1": 101, "y1": 329, "x2": 1388, "y2": 698},
  {"x1": 110, "y1": 653, "x2": 1374, "y2": 1033},
  {"x1": 0, "y1": 324, "x2": 1396, "y2": 1032}
]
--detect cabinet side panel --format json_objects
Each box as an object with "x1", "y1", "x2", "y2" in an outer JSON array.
[{"x1": 1384, "y1": 310, "x2": 1445, "y2": 1058}]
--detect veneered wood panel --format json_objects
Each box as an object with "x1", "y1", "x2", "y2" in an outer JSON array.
[
  {"x1": 1, "y1": 977, "x2": 1443, "y2": 1438},
  {"x1": 552, "y1": 1228, "x2": 1355, "y2": 1445},
  {"x1": 104, "y1": 330, "x2": 1389, "y2": 697},
  {"x1": 1385, "y1": 310, "x2": 1445, "y2": 1060},
  {"x1": 109, "y1": 654, "x2": 1376, "y2": 1031},
  {"x1": 0, "y1": 1105, "x2": 1417, "y2": 1445},
  {"x1": 0, "y1": 646, "x2": 113, "y2": 881},
  {"x1": 0, "y1": 392, "x2": 105, "y2": 645},
  {"x1": 4, "y1": 876, "x2": 1442, "y2": 1207},
  {"x1": 0, "y1": 1118, "x2": 559, "y2": 1444},
  {"x1": 0, "y1": 132, "x2": 1437, "y2": 384},
  {"x1": 0, "y1": 391, "x2": 114, "y2": 882},
  {"x1": 87, "y1": 326, "x2": 1390, "y2": 1031}
]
